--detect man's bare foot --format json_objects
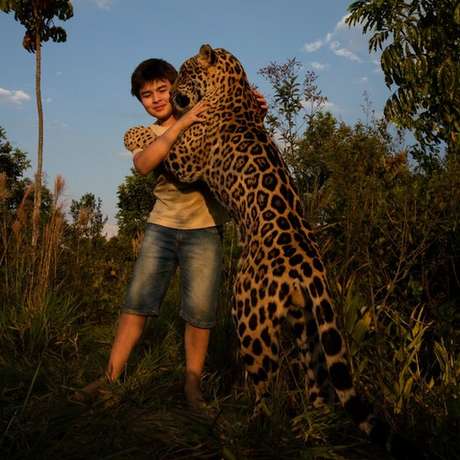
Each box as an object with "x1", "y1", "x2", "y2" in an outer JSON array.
[
  {"x1": 72, "y1": 376, "x2": 110, "y2": 403},
  {"x1": 184, "y1": 374, "x2": 206, "y2": 410}
]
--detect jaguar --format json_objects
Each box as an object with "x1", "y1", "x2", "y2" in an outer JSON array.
[{"x1": 124, "y1": 44, "x2": 414, "y2": 458}]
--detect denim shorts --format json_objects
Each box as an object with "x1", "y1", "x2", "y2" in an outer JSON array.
[{"x1": 122, "y1": 223, "x2": 223, "y2": 328}]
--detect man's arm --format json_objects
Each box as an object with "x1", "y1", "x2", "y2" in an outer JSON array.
[{"x1": 133, "y1": 101, "x2": 208, "y2": 175}]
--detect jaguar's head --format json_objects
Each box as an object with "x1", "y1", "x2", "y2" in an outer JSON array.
[
  {"x1": 172, "y1": 44, "x2": 245, "y2": 115},
  {"x1": 171, "y1": 44, "x2": 216, "y2": 114}
]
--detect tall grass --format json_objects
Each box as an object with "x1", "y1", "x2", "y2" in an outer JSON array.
[
  {"x1": 1, "y1": 157, "x2": 459, "y2": 459},
  {"x1": 1, "y1": 174, "x2": 82, "y2": 457},
  {"x1": 1, "y1": 175, "x2": 75, "y2": 364}
]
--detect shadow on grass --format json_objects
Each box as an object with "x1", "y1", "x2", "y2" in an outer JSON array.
[{"x1": 1, "y1": 368, "x2": 396, "y2": 460}]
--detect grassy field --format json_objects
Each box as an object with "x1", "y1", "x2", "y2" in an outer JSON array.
[
  {"x1": 0, "y1": 284, "x2": 395, "y2": 460},
  {"x1": 1, "y1": 171, "x2": 459, "y2": 459}
]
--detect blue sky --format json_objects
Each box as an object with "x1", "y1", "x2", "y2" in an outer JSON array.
[{"x1": 0, "y1": 0, "x2": 389, "y2": 236}]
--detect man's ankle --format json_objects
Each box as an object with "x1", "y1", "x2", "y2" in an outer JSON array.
[
  {"x1": 184, "y1": 373, "x2": 204, "y2": 407},
  {"x1": 185, "y1": 371, "x2": 200, "y2": 387}
]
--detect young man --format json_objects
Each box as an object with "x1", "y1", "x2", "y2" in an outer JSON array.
[{"x1": 78, "y1": 58, "x2": 266, "y2": 408}]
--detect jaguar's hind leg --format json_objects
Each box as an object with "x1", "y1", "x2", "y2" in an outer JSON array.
[
  {"x1": 288, "y1": 288, "x2": 332, "y2": 408},
  {"x1": 236, "y1": 311, "x2": 282, "y2": 418},
  {"x1": 290, "y1": 278, "x2": 377, "y2": 432}
]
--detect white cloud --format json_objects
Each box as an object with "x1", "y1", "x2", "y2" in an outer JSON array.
[
  {"x1": 372, "y1": 58, "x2": 383, "y2": 73},
  {"x1": 311, "y1": 62, "x2": 326, "y2": 71},
  {"x1": 51, "y1": 120, "x2": 69, "y2": 129},
  {"x1": 74, "y1": 0, "x2": 112, "y2": 9},
  {"x1": 301, "y1": 98, "x2": 340, "y2": 114},
  {"x1": 322, "y1": 100, "x2": 337, "y2": 111},
  {"x1": 335, "y1": 14, "x2": 351, "y2": 31},
  {"x1": 360, "y1": 76, "x2": 369, "y2": 83},
  {"x1": 94, "y1": 0, "x2": 112, "y2": 9},
  {"x1": 303, "y1": 13, "x2": 373, "y2": 63},
  {"x1": 0, "y1": 87, "x2": 31, "y2": 104},
  {"x1": 303, "y1": 39, "x2": 323, "y2": 53},
  {"x1": 331, "y1": 45, "x2": 362, "y2": 62}
]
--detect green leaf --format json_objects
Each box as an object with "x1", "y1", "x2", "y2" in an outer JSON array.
[
  {"x1": 438, "y1": 59, "x2": 455, "y2": 92},
  {"x1": 349, "y1": 0, "x2": 460, "y2": 149},
  {"x1": 402, "y1": 376, "x2": 414, "y2": 398},
  {"x1": 351, "y1": 310, "x2": 372, "y2": 354},
  {"x1": 454, "y1": 2, "x2": 460, "y2": 24}
]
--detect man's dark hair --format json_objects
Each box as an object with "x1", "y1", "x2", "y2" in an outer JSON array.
[{"x1": 131, "y1": 59, "x2": 178, "y2": 100}]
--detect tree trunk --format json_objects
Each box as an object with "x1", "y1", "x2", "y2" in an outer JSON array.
[{"x1": 32, "y1": 29, "x2": 43, "y2": 248}]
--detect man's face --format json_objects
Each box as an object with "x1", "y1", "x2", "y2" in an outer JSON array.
[{"x1": 139, "y1": 79, "x2": 174, "y2": 121}]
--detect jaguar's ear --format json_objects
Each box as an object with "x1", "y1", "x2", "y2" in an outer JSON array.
[{"x1": 198, "y1": 44, "x2": 217, "y2": 66}]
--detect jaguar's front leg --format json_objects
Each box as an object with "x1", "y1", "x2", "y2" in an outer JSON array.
[
  {"x1": 123, "y1": 125, "x2": 157, "y2": 154},
  {"x1": 124, "y1": 123, "x2": 208, "y2": 184},
  {"x1": 164, "y1": 122, "x2": 208, "y2": 183}
]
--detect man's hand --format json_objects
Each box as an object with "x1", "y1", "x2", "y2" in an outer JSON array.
[
  {"x1": 176, "y1": 100, "x2": 209, "y2": 131},
  {"x1": 252, "y1": 89, "x2": 268, "y2": 119}
]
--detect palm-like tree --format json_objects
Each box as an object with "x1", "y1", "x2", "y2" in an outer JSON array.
[{"x1": 1, "y1": 0, "x2": 73, "y2": 246}]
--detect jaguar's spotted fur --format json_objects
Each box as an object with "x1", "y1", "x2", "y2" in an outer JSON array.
[{"x1": 124, "y1": 45, "x2": 414, "y2": 459}]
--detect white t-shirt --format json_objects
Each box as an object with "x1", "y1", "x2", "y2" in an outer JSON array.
[{"x1": 129, "y1": 123, "x2": 228, "y2": 229}]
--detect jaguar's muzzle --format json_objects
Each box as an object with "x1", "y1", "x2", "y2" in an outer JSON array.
[{"x1": 173, "y1": 93, "x2": 191, "y2": 111}]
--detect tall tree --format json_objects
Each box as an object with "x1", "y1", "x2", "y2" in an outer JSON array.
[
  {"x1": 70, "y1": 193, "x2": 107, "y2": 240},
  {"x1": 258, "y1": 58, "x2": 327, "y2": 190},
  {"x1": 347, "y1": 0, "x2": 460, "y2": 154},
  {"x1": 1, "y1": 0, "x2": 73, "y2": 246},
  {"x1": 258, "y1": 59, "x2": 326, "y2": 164},
  {"x1": 0, "y1": 126, "x2": 31, "y2": 210},
  {"x1": 116, "y1": 169, "x2": 157, "y2": 239}
]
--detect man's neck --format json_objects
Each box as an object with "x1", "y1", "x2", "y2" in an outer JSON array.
[{"x1": 158, "y1": 114, "x2": 176, "y2": 128}]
